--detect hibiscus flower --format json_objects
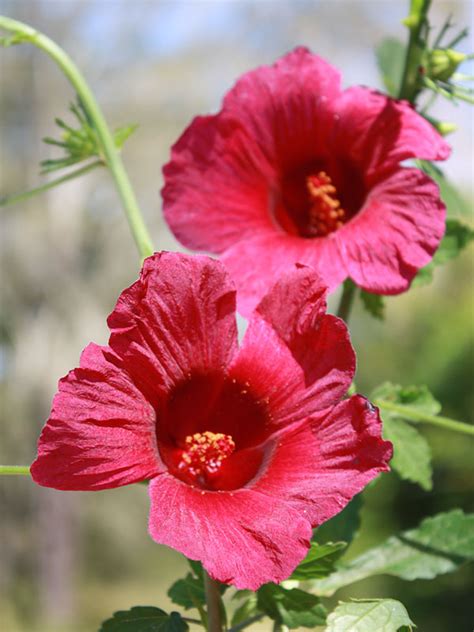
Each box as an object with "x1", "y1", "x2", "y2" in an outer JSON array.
[
  {"x1": 31, "y1": 252, "x2": 391, "y2": 589},
  {"x1": 162, "y1": 47, "x2": 450, "y2": 315}
]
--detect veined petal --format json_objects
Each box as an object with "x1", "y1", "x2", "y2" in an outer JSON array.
[
  {"x1": 31, "y1": 343, "x2": 160, "y2": 491},
  {"x1": 148, "y1": 473, "x2": 312, "y2": 590}
]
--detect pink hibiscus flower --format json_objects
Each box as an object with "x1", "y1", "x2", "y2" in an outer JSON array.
[
  {"x1": 162, "y1": 47, "x2": 450, "y2": 315},
  {"x1": 31, "y1": 252, "x2": 391, "y2": 589}
]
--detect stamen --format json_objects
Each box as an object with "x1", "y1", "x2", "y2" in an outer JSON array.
[
  {"x1": 306, "y1": 172, "x2": 346, "y2": 237},
  {"x1": 179, "y1": 431, "x2": 235, "y2": 483}
]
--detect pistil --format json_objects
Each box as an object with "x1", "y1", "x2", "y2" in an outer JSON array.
[
  {"x1": 306, "y1": 171, "x2": 346, "y2": 236},
  {"x1": 178, "y1": 431, "x2": 235, "y2": 486}
]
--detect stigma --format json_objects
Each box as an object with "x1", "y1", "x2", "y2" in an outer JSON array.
[
  {"x1": 178, "y1": 431, "x2": 235, "y2": 485},
  {"x1": 306, "y1": 171, "x2": 346, "y2": 237}
]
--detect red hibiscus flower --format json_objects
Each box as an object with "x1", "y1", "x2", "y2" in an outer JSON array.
[
  {"x1": 31, "y1": 252, "x2": 391, "y2": 589},
  {"x1": 162, "y1": 47, "x2": 450, "y2": 315}
]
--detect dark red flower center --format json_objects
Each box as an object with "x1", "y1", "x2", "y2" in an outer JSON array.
[
  {"x1": 276, "y1": 160, "x2": 366, "y2": 239},
  {"x1": 157, "y1": 373, "x2": 271, "y2": 491}
]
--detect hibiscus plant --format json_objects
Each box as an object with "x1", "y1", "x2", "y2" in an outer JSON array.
[{"x1": 1, "y1": 1, "x2": 473, "y2": 631}]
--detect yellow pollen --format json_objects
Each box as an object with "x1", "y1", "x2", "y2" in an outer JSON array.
[
  {"x1": 180, "y1": 431, "x2": 236, "y2": 479},
  {"x1": 306, "y1": 172, "x2": 347, "y2": 237}
]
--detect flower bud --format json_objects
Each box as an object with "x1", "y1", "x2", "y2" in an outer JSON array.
[{"x1": 428, "y1": 49, "x2": 467, "y2": 82}]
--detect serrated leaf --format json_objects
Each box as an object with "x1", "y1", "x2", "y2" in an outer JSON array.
[
  {"x1": 326, "y1": 599, "x2": 414, "y2": 632},
  {"x1": 312, "y1": 509, "x2": 474, "y2": 595},
  {"x1": 360, "y1": 291, "x2": 385, "y2": 320},
  {"x1": 114, "y1": 123, "x2": 138, "y2": 148},
  {"x1": 257, "y1": 585, "x2": 326, "y2": 629},
  {"x1": 290, "y1": 542, "x2": 346, "y2": 580},
  {"x1": 99, "y1": 607, "x2": 189, "y2": 632},
  {"x1": 382, "y1": 416, "x2": 432, "y2": 490},
  {"x1": 314, "y1": 495, "x2": 362, "y2": 546},
  {"x1": 375, "y1": 38, "x2": 405, "y2": 96}
]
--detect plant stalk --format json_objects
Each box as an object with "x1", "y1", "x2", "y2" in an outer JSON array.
[
  {"x1": 0, "y1": 465, "x2": 31, "y2": 476},
  {"x1": 375, "y1": 400, "x2": 474, "y2": 436},
  {"x1": 204, "y1": 571, "x2": 223, "y2": 632},
  {"x1": 336, "y1": 280, "x2": 357, "y2": 323},
  {"x1": 0, "y1": 16, "x2": 154, "y2": 259},
  {"x1": 398, "y1": 0, "x2": 432, "y2": 102}
]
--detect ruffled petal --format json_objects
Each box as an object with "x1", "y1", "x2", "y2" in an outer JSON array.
[
  {"x1": 337, "y1": 167, "x2": 446, "y2": 293},
  {"x1": 107, "y1": 252, "x2": 238, "y2": 405},
  {"x1": 222, "y1": 233, "x2": 347, "y2": 316},
  {"x1": 148, "y1": 473, "x2": 312, "y2": 590},
  {"x1": 252, "y1": 396, "x2": 392, "y2": 525},
  {"x1": 162, "y1": 47, "x2": 341, "y2": 254},
  {"x1": 333, "y1": 87, "x2": 450, "y2": 183},
  {"x1": 31, "y1": 343, "x2": 160, "y2": 491}
]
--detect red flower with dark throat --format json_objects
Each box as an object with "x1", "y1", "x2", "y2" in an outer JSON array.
[
  {"x1": 31, "y1": 252, "x2": 391, "y2": 589},
  {"x1": 162, "y1": 47, "x2": 450, "y2": 315}
]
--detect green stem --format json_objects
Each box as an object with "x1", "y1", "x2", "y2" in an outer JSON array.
[
  {"x1": 0, "y1": 16, "x2": 154, "y2": 259},
  {"x1": 336, "y1": 280, "x2": 357, "y2": 323},
  {"x1": 0, "y1": 159, "x2": 103, "y2": 207},
  {"x1": 204, "y1": 571, "x2": 223, "y2": 632},
  {"x1": 375, "y1": 400, "x2": 474, "y2": 436},
  {"x1": 228, "y1": 614, "x2": 264, "y2": 632},
  {"x1": 399, "y1": 0, "x2": 432, "y2": 102},
  {"x1": 0, "y1": 465, "x2": 31, "y2": 476}
]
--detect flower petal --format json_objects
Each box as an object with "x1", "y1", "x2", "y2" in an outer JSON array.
[
  {"x1": 148, "y1": 473, "x2": 312, "y2": 590},
  {"x1": 337, "y1": 167, "x2": 446, "y2": 293},
  {"x1": 252, "y1": 396, "x2": 392, "y2": 526},
  {"x1": 222, "y1": 233, "x2": 347, "y2": 316},
  {"x1": 162, "y1": 47, "x2": 341, "y2": 254},
  {"x1": 333, "y1": 87, "x2": 450, "y2": 183},
  {"x1": 107, "y1": 252, "x2": 238, "y2": 405},
  {"x1": 31, "y1": 343, "x2": 160, "y2": 491}
]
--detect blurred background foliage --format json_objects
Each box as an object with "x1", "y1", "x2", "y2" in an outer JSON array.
[{"x1": 0, "y1": 1, "x2": 472, "y2": 631}]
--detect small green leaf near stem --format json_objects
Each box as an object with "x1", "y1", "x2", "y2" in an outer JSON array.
[
  {"x1": 336, "y1": 280, "x2": 357, "y2": 323},
  {"x1": 0, "y1": 16, "x2": 154, "y2": 260},
  {"x1": 0, "y1": 160, "x2": 103, "y2": 207}
]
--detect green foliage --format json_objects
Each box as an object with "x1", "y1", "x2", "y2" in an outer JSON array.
[
  {"x1": 41, "y1": 99, "x2": 137, "y2": 173},
  {"x1": 375, "y1": 37, "x2": 405, "y2": 97},
  {"x1": 230, "y1": 593, "x2": 258, "y2": 627},
  {"x1": 359, "y1": 291, "x2": 385, "y2": 320},
  {"x1": 415, "y1": 217, "x2": 474, "y2": 286},
  {"x1": 99, "y1": 607, "x2": 189, "y2": 632},
  {"x1": 372, "y1": 382, "x2": 437, "y2": 490},
  {"x1": 290, "y1": 542, "x2": 346, "y2": 580},
  {"x1": 257, "y1": 584, "x2": 326, "y2": 629},
  {"x1": 315, "y1": 495, "x2": 362, "y2": 547},
  {"x1": 312, "y1": 509, "x2": 474, "y2": 596},
  {"x1": 417, "y1": 160, "x2": 471, "y2": 218},
  {"x1": 168, "y1": 560, "x2": 226, "y2": 613},
  {"x1": 326, "y1": 599, "x2": 414, "y2": 632}
]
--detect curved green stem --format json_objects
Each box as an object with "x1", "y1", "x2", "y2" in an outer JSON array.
[
  {"x1": 375, "y1": 400, "x2": 474, "y2": 436},
  {"x1": 399, "y1": 0, "x2": 432, "y2": 102},
  {"x1": 336, "y1": 280, "x2": 357, "y2": 324},
  {"x1": 204, "y1": 571, "x2": 223, "y2": 632},
  {"x1": 0, "y1": 465, "x2": 31, "y2": 476},
  {"x1": 0, "y1": 159, "x2": 103, "y2": 207},
  {"x1": 0, "y1": 16, "x2": 154, "y2": 259}
]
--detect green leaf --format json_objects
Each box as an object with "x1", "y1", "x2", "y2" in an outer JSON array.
[
  {"x1": 168, "y1": 574, "x2": 205, "y2": 611},
  {"x1": 414, "y1": 218, "x2": 474, "y2": 287},
  {"x1": 231, "y1": 594, "x2": 259, "y2": 627},
  {"x1": 290, "y1": 542, "x2": 346, "y2": 580},
  {"x1": 326, "y1": 599, "x2": 414, "y2": 632},
  {"x1": 372, "y1": 382, "x2": 441, "y2": 416},
  {"x1": 360, "y1": 291, "x2": 385, "y2": 320},
  {"x1": 375, "y1": 38, "x2": 405, "y2": 97},
  {"x1": 314, "y1": 495, "x2": 362, "y2": 546},
  {"x1": 114, "y1": 123, "x2": 138, "y2": 149},
  {"x1": 257, "y1": 585, "x2": 326, "y2": 629},
  {"x1": 312, "y1": 509, "x2": 474, "y2": 596},
  {"x1": 99, "y1": 607, "x2": 189, "y2": 632},
  {"x1": 382, "y1": 416, "x2": 432, "y2": 490}
]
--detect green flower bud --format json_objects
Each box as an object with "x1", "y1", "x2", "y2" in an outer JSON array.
[{"x1": 428, "y1": 49, "x2": 467, "y2": 82}]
